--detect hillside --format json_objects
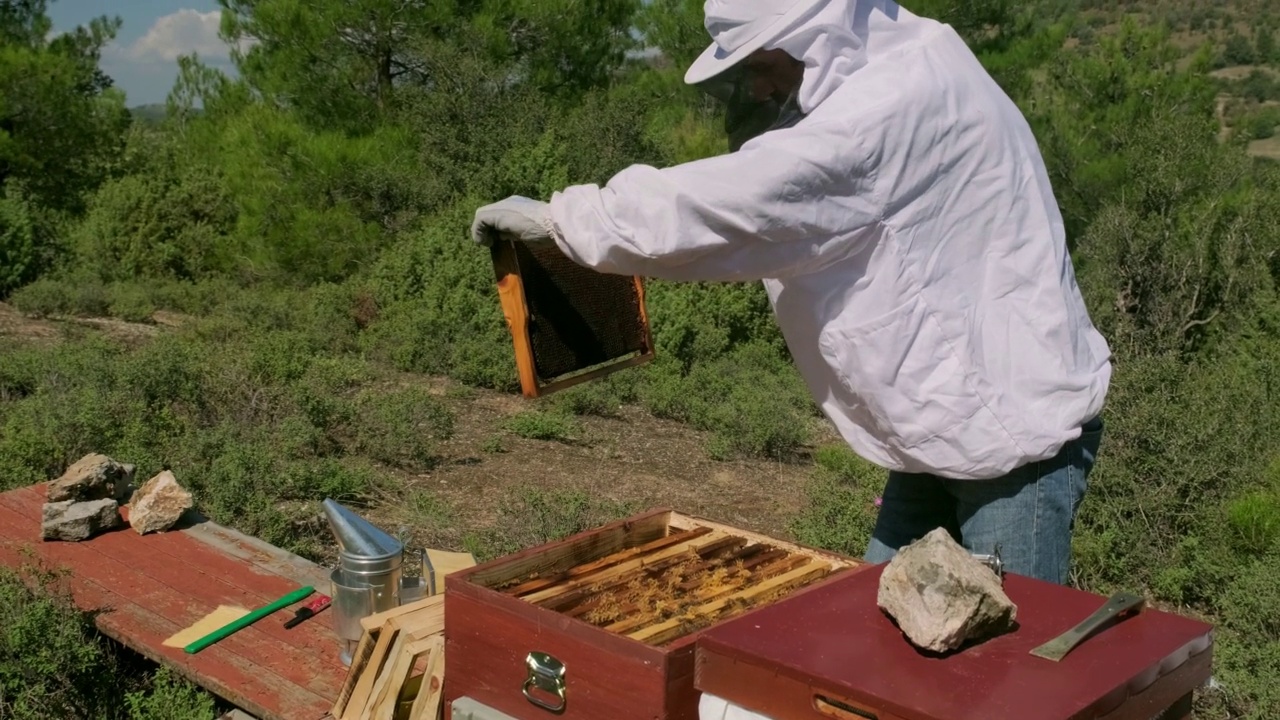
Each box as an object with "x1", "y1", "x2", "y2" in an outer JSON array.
[
  {"x1": 128, "y1": 104, "x2": 168, "y2": 125},
  {"x1": 0, "y1": 302, "x2": 830, "y2": 556}
]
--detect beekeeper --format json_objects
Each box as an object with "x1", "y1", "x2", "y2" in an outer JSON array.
[{"x1": 470, "y1": 0, "x2": 1111, "y2": 587}]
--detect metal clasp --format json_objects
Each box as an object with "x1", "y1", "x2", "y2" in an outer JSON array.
[
  {"x1": 522, "y1": 651, "x2": 566, "y2": 713},
  {"x1": 971, "y1": 544, "x2": 1004, "y2": 580}
]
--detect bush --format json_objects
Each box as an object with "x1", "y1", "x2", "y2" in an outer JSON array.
[
  {"x1": 123, "y1": 668, "x2": 218, "y2": 720},
  {"x1": 639, "y1": 341, "x2": 814, "y2": 461},
  {"x1": 0, "y1": 183, "x2": 46, "y2": 298},
  {"x1": 358, "y1": 203, "x2": 515, "y2": 390},
  {"x1": 462, "y1": 485, "x2": 637, "y2": 562},
  {"x1": 1212, "y1": 550, "x2": 1280, "y2": 716},
  {"x1": 789, "y1": 444, "x2": 884, "y2": 557},
  {"x1": 0, "y1": 313, "x2": 424, "y2": 559},
  {"x1": 350, "y1": 385, "x2": 455, "y2": 468},
  {"x1": 505, "y1": 410, "x2": 582, "y2": 443},
  {"x1": 1070, "y1": 349, "x2": 1280, "y2": 594},
  {"x1": 70, "y1": 139, "x2": 237, "y2": 282},
  {"x1": 1239, "y1": 70, "x2": 1280, "y2": 103},
  {"x1": 0, "y1": 561, "x2": 218, "y2": 720},
  {"x1": 1224, "y1": 32, "x2": 1257, "y2": 66},
  {"x1": 1248, "y1": 105, "x2": 1280, "y2": 139},
  {"x1": 0, "y1": 562, "x2": 123, "y2": 719}
]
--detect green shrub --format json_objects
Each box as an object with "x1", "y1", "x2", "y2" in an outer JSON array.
[
  {"x1": 0, "y1": 337, "x2": 131, "y2": 490},
  {"x1": 1070, "y1": 349, "x2": 1280, "y2": 596},
  {"x1": 71, "y1": 167, "x2": 236, "y2": 283},
  {"x1": 350, "y1": 385, "x2": 455, "y2": 469},
  {"x1": 1240, "y1": 70, "x2": 1280, "y2": 104},
  {"x1": 7, "y1": 272, "x2": 111, "y2": 318},
  {"x1": 123, "y1": 667, "x2": 218, "y2": 720},
  {"x1": 1223, "y1": 32, "x2": 1257, "y2": 66},
  {"x1": 546, "y1": 377, "x2": 632, "y2": 418},
  {"x1": 639, "y1": 341, "x2": 814, "y2": 460},
  {"x1": 1244, "y1": 102, "x2": 1280, "y2": 140},
  {"x1": 0, "y1": 562, "x2": 122, "y2": 719},
  {"x1": 0, "y1": 318, "x2": 415, "y2": 558},
  {"x1": 789, "y1": 444, "x2": 884, "y2": 557},
  {"x1": 358, "y1": 203, "x2": 515, "y2": 390},
  {"x1": 505, "y1": 410, "x2": 581, "y2": 443},
  {"x1": 463, "y1": 485, "x2": 637, "y2": 562},
  {"x1": 1226, "y1": 488, "x2": 1280, "y2": 555},
  {"x1": 0, "y1": 561, "x2": 218, "y2": 720},
  {"x1": 0, "y1": 182, "x2": 48, "y2": 298},
  {"x1": 1212, "y1": 550, "x2": 1280, "y2": 716}
]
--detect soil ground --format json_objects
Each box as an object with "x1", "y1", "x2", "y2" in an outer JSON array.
[{"x1": 0, "y1": 302, "x2": 829, "y2": 549}]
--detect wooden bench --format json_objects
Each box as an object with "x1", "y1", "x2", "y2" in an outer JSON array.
[{"x1": 0, "y1": 482, "x2": 347, "y2": 720}]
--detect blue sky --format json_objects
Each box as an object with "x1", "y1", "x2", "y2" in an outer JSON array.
[{"x1": 48, "y1": 0, "x2": 240, "y2": 106}]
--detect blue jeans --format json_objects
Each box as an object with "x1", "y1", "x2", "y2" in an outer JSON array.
[{"x1": 863, "y1": 416, "x2": 1104, "y2": 585}]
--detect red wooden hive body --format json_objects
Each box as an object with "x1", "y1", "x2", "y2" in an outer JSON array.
[
  {"x1": 695, "y1": 563, "x2": 1215, "y2": 720},
  {"x1": 443, "y1": 507, "x2": 865, "y2": 720}
]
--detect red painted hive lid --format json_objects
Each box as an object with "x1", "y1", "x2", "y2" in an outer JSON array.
[{"x1": 694, "y1": 564, "x2": 1214, "y2": 720}]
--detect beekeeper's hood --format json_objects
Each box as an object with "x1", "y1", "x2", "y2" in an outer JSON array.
[{"x1": 686, "y1": 0, "x2": 906, "y2": 147}]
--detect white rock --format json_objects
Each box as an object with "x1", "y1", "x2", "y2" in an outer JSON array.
[
  {"x1": 876, "y1": 527, "x2": 1017, "y2": 653},
  {"x1": 128, "y1": 470, "x2": 194, "y2": 535}
]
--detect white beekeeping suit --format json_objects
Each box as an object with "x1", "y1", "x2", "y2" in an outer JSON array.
[{"x1": 473, "y1": 0, "x2": 1112, "y2": 482}]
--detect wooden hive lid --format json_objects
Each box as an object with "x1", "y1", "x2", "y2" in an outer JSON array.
[{"x1": 695, "y1": 564, "x2": 1215, "y2": 720}]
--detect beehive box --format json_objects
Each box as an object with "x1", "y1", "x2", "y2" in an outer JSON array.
[
  {"x1": 695, "y1": 564, "x2": 1215, "y2": 720},
  {"x1": 442, "y1": 508, "x2": 865, "y2": 720},
  {"x1": 490, "y1": 236, "x2": 654, "y2": 398}
]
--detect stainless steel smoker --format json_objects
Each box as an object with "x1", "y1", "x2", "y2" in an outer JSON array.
[{"x1": 323, "y1": 498, "x2": 408, "y2": 666}]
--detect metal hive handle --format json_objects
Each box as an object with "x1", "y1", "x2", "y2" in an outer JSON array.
[{"x1": 522, "y1": 651, "x2": 567, "y2": 713}]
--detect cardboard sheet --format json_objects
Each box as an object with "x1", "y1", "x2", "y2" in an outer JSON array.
[{"x1": 162, "y1": 605, "x2": 249, "y2": 648}]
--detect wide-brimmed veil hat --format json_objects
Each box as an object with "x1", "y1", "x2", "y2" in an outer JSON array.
[{"x1": 684, "y1": 0, "x2": 830, "y2": 86}]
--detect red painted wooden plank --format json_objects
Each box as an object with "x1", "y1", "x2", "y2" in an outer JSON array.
[
  {"x1": 0, "y1": 532, "x2": 333, "y2": 720},
  {"x1": 181, "y1": 519, "x2": 332, "y2": 590},
  {"x1": 1, "y1": 484, "x2": 343, "y2": 659},
  {"x1": 6, "y1": 483, "x2": 331, "y2": 593},
  {"x1": 0, "y1": 486, "x2": 344, "y2": 720},
  {"x1": 0, "y1": 500, "x2": 339, "y2": 699},
  {"x1": 95, "y1": 532, "x2": 341, "y2": 657},
  {"x1": 0, "y1": 484, "x2": 348, "y2": 672},
  {"x1": 2, "y1": 482, "x2": 40, "y2": 505}
]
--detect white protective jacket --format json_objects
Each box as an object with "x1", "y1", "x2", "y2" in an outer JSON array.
[{"x1": 546, "y1": 0, "x2": 1112, "y2": 480}]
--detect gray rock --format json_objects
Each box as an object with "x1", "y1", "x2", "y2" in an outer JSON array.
[
  {"x1": 876, "y1": 527, "x2": 1017, "y2": 653},
  {"x1": 41, "y1": 499, "x2": 123, "y2": 541},
  {"x1": 128, "y1": 470, "x2": 193, "y2": 535},
  {"x1": 47, "y1": 453, "x2": 134, "y2": 503},
  {"x1": 114, "y1": 463, "x2": 138, "y2": 503}
]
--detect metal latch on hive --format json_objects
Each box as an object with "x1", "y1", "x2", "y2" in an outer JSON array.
[{"x1": 523, "y1": 651, "x2": 567, "y2": 712}]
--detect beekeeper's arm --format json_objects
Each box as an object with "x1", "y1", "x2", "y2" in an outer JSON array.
[{"x1": 471, "y1": 119, "x2": 884, "y2": 282}]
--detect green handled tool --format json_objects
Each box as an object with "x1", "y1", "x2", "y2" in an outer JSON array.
[
  {"x1": 184, "y1": 585, "x2": 315, "y2": 654},
  {"x1": 1029, "y1": 590, "x2": 1145, "y2": 662}
]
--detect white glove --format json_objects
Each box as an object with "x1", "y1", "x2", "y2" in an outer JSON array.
[{"x1": 471, "y1": 196, "x2": 556, "y2": 247}]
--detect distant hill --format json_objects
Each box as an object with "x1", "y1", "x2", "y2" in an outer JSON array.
[{"x1": 128, "y1": 104, "x2": 168, "y2": 125}]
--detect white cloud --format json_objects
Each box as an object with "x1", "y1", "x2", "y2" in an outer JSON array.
[
  {"x1": 94, "y1": 9, "x2": 251, "y2": 105},
  {"x1": 120, "y1": 9, "x2": 242, "y2": 63}
]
